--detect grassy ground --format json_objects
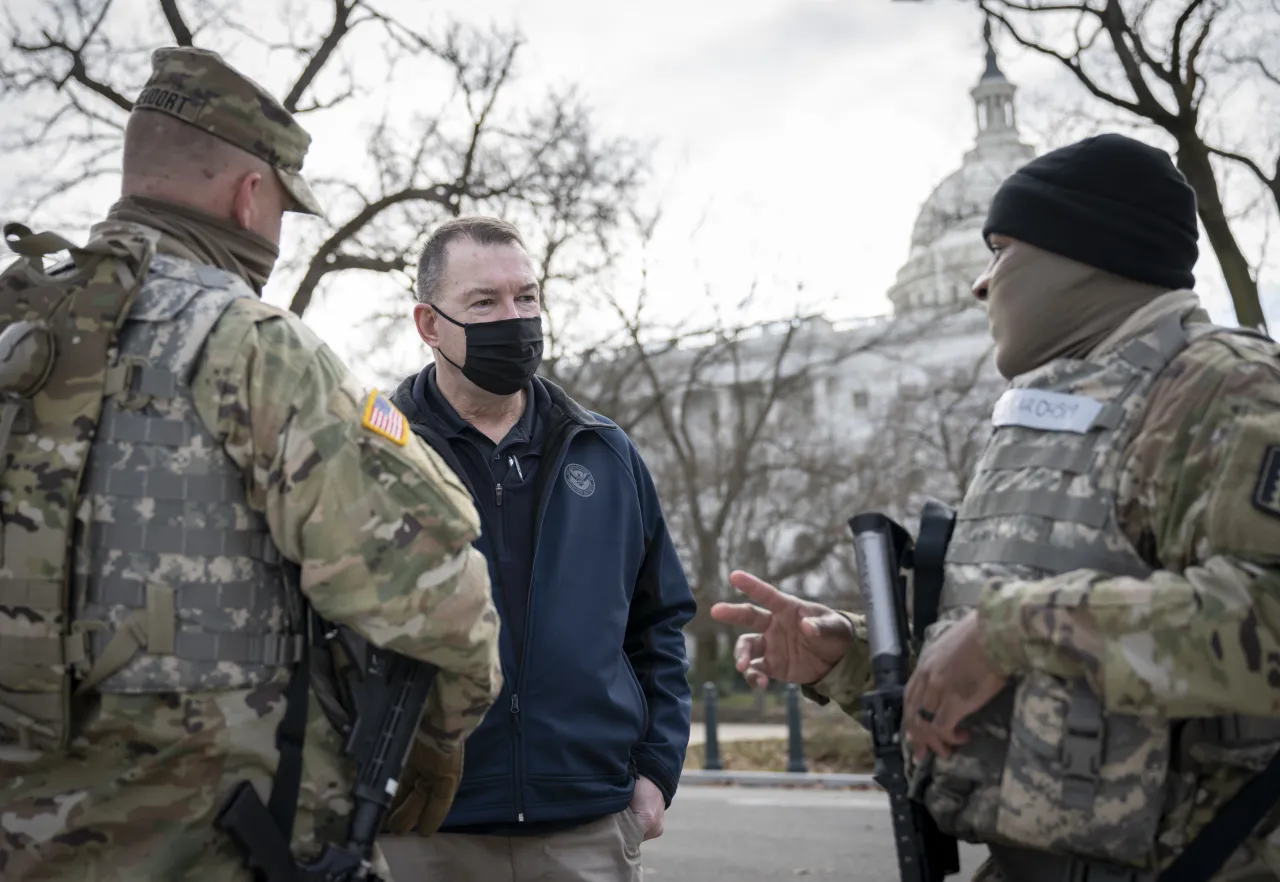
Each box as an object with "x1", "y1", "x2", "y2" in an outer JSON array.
[{"x1": 684, "y1": 712, "x2": 874, "y2": 774}]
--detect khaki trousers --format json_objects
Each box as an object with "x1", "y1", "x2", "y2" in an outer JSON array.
[{"x1": 380, "y1": 809, "x2": 645, "y2": 882}]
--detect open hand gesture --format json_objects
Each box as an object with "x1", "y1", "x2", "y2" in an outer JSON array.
[{"x1": 709, "y1": 570, "x2": 855, "y2": 689}]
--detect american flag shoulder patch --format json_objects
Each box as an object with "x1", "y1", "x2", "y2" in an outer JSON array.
[{"x1": 361, "y1": 388, "x2": 409, "y2": 446}]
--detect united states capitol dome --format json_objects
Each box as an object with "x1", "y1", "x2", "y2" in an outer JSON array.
[{"x1": 888, "y1": 26, "x2": 1036, "y2": 315}]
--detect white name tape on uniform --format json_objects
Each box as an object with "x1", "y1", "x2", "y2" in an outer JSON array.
[{"x1": 991, "y1": 388, "x2": 1105, "y2": 434}]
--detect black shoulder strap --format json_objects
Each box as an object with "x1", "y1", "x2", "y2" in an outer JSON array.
[
  {"x1": 912, "y1": 498, "x2": 957, "y2": 646},
  {"x1": 1159, "y1": 746, "x2": 1280, "y2": 881},
  {"x1": 267, "y1": 613, "x2": 311, "y2": 842}
]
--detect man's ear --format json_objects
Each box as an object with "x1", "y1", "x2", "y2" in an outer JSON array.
[
  {"x1": 232, "y1": 171, "x2": 264, "y2": 231},
  {"x1": 413, "y1": 302, "x2": 439, "y2": 347}
]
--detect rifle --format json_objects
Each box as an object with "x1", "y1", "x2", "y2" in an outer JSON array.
[
  {"x1": 848, "y1": 504, "x2": 960, "y2": 882},
  {"x1": 216, "y1": 620, "x2": 439, "y2": 882}
]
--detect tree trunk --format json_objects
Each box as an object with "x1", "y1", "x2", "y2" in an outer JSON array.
[
  {"x1": 689, "y1": 559, "x2": 727, "y2": 688},
  {"x1": 1174, "y1": 136, "x2": 1267, "y2": 332},
  {"x1": 685, "y1": 600, "x2": 723, "y2": 688},
  {"x1": 693, "y1": 629, "x2": 720, "y2": 689}
]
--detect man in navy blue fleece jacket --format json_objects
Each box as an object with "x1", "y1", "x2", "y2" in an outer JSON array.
[{"x1": 380, "y1": 216, "x2": 696, "y2": 882}]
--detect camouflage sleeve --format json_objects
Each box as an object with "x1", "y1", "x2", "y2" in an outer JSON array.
[
  {"x1": 190, "y1": 298, "x2": 502, "y2": 751},
  {"x1": 801, "y1": 612, "x2": 873, "y2": 718},
  {"x1": 976, "y1": 334, "x2": 1280, "y2": 718}
]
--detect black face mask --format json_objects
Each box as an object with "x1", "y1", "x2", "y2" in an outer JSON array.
[{"x1": 431, "y1": 305, "x2": 544, "y2": 396}]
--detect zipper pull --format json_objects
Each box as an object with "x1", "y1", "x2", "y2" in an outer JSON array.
[
  {"x1": 496, "y1": 482, "x2": 503, "y2": 506},
  {"x1": 510, "y1": 693, "x2": 522, "y2": 733}
]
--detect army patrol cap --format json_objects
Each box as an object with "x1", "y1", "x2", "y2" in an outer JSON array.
[{"x1": 133, "y1": 46, "x2": 325, "y2": 218}]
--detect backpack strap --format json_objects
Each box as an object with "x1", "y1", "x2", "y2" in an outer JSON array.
[
  {"x1": 268, "y1": 612, "x2": 312, "y2": 842},
  {"x1": 3, "y1": 223, "x2": 79, "y2": 260}
]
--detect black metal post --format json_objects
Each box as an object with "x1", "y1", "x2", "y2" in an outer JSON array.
[
  {"x1": 786, "y1": 683, "x2": 808, "y2": 773},
  {"x1": 702, "y1": 681, "x2": 723, "y2": 771}
]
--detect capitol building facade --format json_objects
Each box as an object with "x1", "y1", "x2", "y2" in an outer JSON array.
[
  {"x1": 634, "y1": 35, "x2": 1038, "y2": 453},
  {"x1": 888, "y1": 38, "x2": 1036, "y2": 316},
  {"x1": 617, "y1": 36, "x2": 1037, "y2": 483}
]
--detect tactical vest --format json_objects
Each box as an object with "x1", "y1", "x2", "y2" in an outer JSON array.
[
  {"x1": 917, "y1": 304, "x2": 1280, "y2": 873},
  {"x1": 1, "y1": 226, "x2": 302, "y2": 755}
]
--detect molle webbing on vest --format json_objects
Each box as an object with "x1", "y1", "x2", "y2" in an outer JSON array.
[
  {"x1": 940, "y1": 309, "x2": 1196, "y2": 612},
  {"x1": 104, "y1": 361, "x2": 177, "y2": 400},
  {"x1": 0, "y1": 221, "x2": 156, "y2": 753},
  {"x1": 69, "y1": 254, "x2": 302, "y2": 697},
  {"x1": 1177, "y1": 715, "x2": 1280, "y2": 754},
  {"x1": 982, "y1": 443, "x2": 1094, "y2": 475},
  {"x1": 89, "y1": 519, "x2": 279, "y2": 561},
  {"x1": 958, "y1": 490, "x2": 1112, "y2": 529},
  {"x1": 916, "y1": 309, "x2": 1192, "y2": 868},
  {"x1": 989, "y1": 843, "x2": 1157, "y2": 882},
  {"x1": 94, "y1": 465, "x2": 248, "y2": 503},
  {"x1": 943, "y1": 544, "x2": 1152, "y2": 609}
]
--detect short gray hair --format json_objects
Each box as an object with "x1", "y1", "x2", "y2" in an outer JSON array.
[{"x1": 415, "y1": 216, "x2": 526, "y2": 304}]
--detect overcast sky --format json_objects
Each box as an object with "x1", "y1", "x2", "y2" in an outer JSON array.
[
  {"x1": 294, "y1": 0, "x2": 1054, "y2": 366},
  {"x1": 4, "y1": 0, "x2": 1276, "y2": 382},
  {"x1": 284, "y1": 0, "x2": 1277, "y2": 377}
]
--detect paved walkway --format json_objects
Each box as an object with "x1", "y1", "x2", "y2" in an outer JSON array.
[
  {"x1": 641, "y1": 786, "x2": 989, "y2": 880},
  {"x1": 381, "y1": 786, "x2": 989, "y2": 881},
  {"x1": 686, "y1": 722, "x2": 787, "y2": 746}
]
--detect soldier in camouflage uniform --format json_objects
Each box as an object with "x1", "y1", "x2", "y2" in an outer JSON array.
[
  {"x1": 712, "y1": 133, "x2": 1280, "y2": 881},
  {"x1": 0, "y1": 47, "x2": 502, "y2": 880}
]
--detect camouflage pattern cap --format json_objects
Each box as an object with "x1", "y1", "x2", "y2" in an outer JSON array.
[{"x1": 134, "y1": 46, "x2": 325, "y2": 217}]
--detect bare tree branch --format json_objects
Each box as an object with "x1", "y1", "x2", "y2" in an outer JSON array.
[
  {"x1": 554, "y1": 207, "x2": 973, "y2": 678},
  {"x1": 980, "y1": 0, "x2": 1274, "y2": 331},
  {"x1": 159, "y1": 0, "x2": 194, "y2": 45},
  {"x1": 282, "y1": 0, "x2": 360, "y2": 113},
  {"x1": 288, "y1": 183, "x2": 455, "y2": 315},
  {"x1": 0, "y1": 0, "x2": 652, "y2": 355},
  {"x1": 8, "y1": 32, "x2": 133, "y2": 112},
  {"x1": 1206, "y1": 144, "x2": 1274, "y2": 188}
]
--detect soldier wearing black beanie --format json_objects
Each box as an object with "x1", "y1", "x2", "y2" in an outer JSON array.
[
  {"x1": 981, "y1": 133, "x2": 1200, "y2": 290},
  {"x1": 708, "y1": 131, "x2": 1280, "y2": 882}
]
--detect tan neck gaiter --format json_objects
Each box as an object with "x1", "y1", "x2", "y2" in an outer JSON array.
[
  {"x1": 106, "y1": 195, "x2": 279, "y2": 294},
  {"x1": 986, "y1": 240, "x2": 1169, "y2": 379}
]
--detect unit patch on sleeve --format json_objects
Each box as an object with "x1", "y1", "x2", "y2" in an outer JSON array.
[
  {"x1": 1253, "y1": 444, "x2": 1280, "y2": 520},
  {"x1": 361, "y1": 388, "x2": 409, "y2": 446}
]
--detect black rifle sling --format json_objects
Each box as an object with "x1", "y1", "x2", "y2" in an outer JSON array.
[
  {"x1": 912, "y1": 499, "x2": 956, "y2": 645},
  {"x1": 267, "y1": 621, "x2": 311, "y2": 843},
  {"x1": 1159, "y1": 745, "x2": 1280, "y2": 881}
]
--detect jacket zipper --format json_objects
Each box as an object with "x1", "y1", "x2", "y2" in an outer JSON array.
[
  {"x1": 492, "y1": 465, "x2": 524, "y2": 819},
  {"x1": 497, "y1": 461, "x2": 521, "y2": 817},
  {"x1": 511, "y1": 421, "x2": 584, "y2": 823}
]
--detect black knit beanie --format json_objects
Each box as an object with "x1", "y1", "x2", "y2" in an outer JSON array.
[{"x1": 982, "y1": 133, "x2": 1199, "y2": 290}]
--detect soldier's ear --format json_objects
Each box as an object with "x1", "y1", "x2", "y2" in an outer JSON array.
[
  {"x1": 232, "y1": 172, "x2": 261, "y2": 229},
  {"x1": 231, "y1": 171, "x2": 282, "y2": 245}
]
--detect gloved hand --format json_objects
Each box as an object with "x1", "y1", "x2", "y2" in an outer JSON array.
[{"x1": 383, "y1": 736, "x2": 464, "y2": 836}]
